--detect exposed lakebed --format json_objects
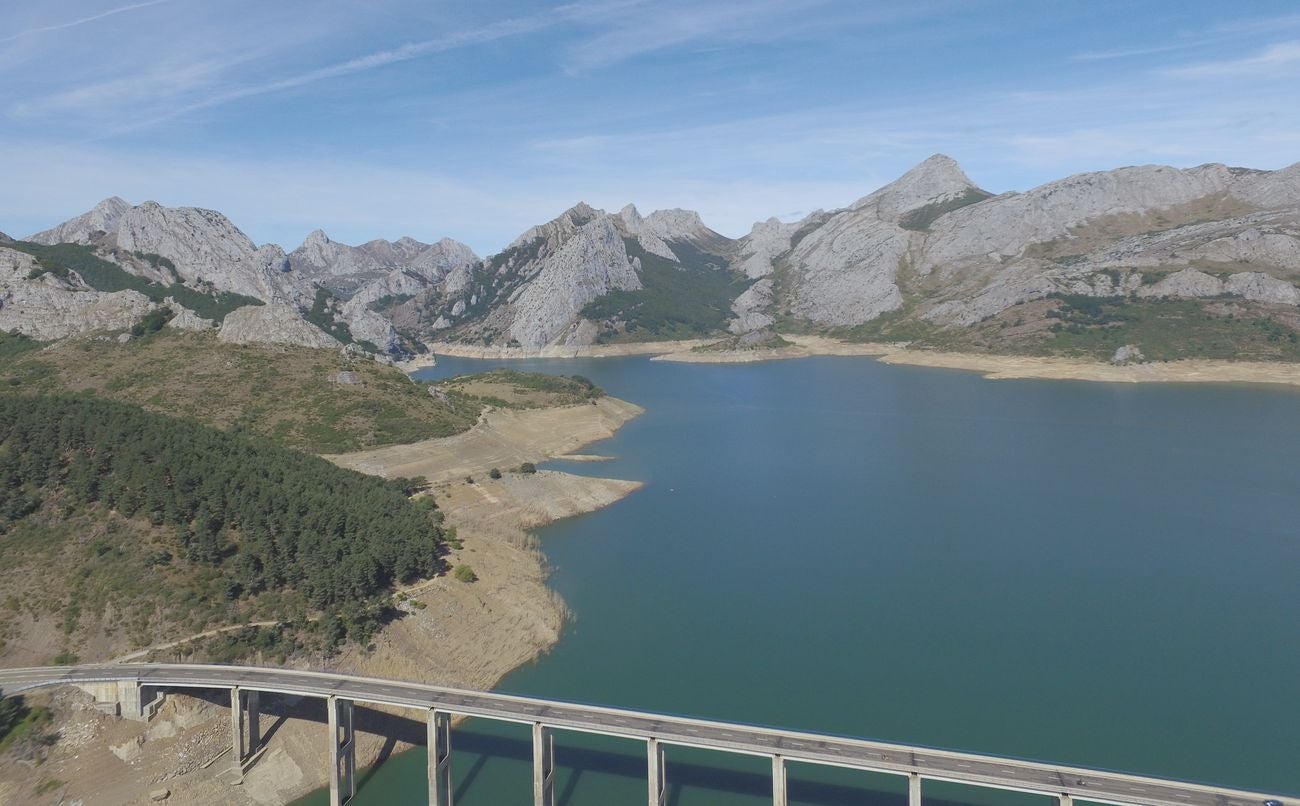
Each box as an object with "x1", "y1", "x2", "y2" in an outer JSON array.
[{"x1": 296, "y1": 355, "x2": 1299, "y2": 805}]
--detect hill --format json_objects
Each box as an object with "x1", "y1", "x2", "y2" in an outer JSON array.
[
  {"x1": 0, "y1": 395, "x2": 447, "y2": 666},
  {"x1": 0, "y1": 331, "x2": 480, "y2": 454}
]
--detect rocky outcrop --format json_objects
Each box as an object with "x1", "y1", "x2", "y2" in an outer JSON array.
[
  {"x1": 1111, "y1": 344, "x2": 1144, "y2": 364},
  {"x1": 735, "y1": 217, "x2": 803, "y2": 279},
  {"x1": 165, "y1": 299, "x2": 215, "y2": 331},
  {"x1": 27, "y1": 197, "x2": 130, "y2": 245},
  {"x1": 1137, "y1": 268, "x2": 1300, "y2": 305},
  {"x1": 288, "y1": 231, "x2": 474, "y2": 289},
  {"x1": 217, "y1": 304, "x2": 339, "y2": 349},
  {"x1": 113, "y1": 202, "x2": 307, "y2": 304},
  {"x1": 729, "y1": 278, "x2": 774, "y2": 333},
  {"x1": 0, "y1": 246, "x2": 153, "y2": 339},
  {"x1": 502, "y1": 215, "x2": 641, "y2": 347},
  {"x1": 770, "y1": 155, "x2": 994, "y2": 328}
]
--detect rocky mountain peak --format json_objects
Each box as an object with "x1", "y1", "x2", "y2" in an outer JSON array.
[
  {"x1": 857, "y1": 153, "x2": 985, "y2": 222},
  {"x1": 507, "y1": 202, "x2": 602, "y2": 250},
  {"x1": 27, "y1": 195, "x2": 133, "y2": 245},
  {"x1": 642, "y1": 208, "x2": 707, "y2": 240},
  {"x1": 0, "y1": 231, "x2": 11, "y2": 244},
  {"x1": 618, "y1": 204, "x2": 643, "y2": 230}
]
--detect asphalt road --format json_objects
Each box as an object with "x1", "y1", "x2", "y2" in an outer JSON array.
[{"x1": 0, "y1": 664, "x2": 1288, "y2": 806}]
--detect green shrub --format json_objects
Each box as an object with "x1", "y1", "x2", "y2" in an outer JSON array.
[
  {"x1": 518, "y1": 462, "x2": 537, "y2": 474},
  {"x1": 453, "y1": 564, "x2": 477, "y2": 583}
]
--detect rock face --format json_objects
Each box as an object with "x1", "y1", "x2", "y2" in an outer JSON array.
[
  {"x1": 727, "y1": 156, "x2": 1300, "y2": 334},
  {"x1": 113, "y1": 202, "x2": 305, "y2": 305},
  {"x1": 422, "y1": 201, "x2": 734, "y2": 349},
  {"x1": 288, "y1": 231, "x2": 477, "y2": 290},
  {"x1": 0, "y1": 246, "x2": 154, "y2": 339},
  {"x1": 28, "y1": 196, "x2": 131, "y2": 245},
  {"x1": 766, "y1": 155, "x2": 991, "y2": 327},
  {"x1": 217, "y1": 304, "x2": 340, "y2": 349},
  {"x1": 17, "y1": 155, "x2": 1300, "y2": 353}
]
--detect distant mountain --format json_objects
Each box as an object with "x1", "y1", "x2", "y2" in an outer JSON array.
[{"x1": 8, "y1": 155, "x2": 1300, "y2": 360}]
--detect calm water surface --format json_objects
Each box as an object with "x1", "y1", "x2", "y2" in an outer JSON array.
[{"x1": 296, "y1": 356, "x2": 1299, "y2": 805}]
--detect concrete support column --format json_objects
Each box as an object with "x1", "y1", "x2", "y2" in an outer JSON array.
[
  {"x1": 247, "y1": 690, "x2": 260, "y2": 757},
  {"x1": 1059, "y1": 795, "x2": 1073, "y2": 806},
  {"x1": 428, "y1": 709, "x2": 453, "y2": 806},
  {"x1": 328, "y1": 696, "x2": 356, "y2": 806},
  {"x1": 647, "y1": 738, "x2": 666, "y2": 806},
  {"x1": 230, "y1": 687, "x2": 245, "y2": 763},
  {"x1": 230, "y1": 688, "x2": 262, "y2": 768},
  {"x1": 532, "y1": 722, "x2": 555, "y2": 806},
  {"x1": 772, "y1": 755, "x2": 788, "y2": 806},
  {"x1": 909, "y1": 773, "x2": 922, "y2": 806}
]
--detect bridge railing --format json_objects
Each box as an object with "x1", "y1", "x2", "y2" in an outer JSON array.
[{"x1": 0, "y1": 664, "x2": 1289, "y2": 806}]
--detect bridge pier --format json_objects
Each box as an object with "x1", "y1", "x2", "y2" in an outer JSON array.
[
  {"x1": 327, "y1": 696, "x2": 356, "y2": 806},
  {"x1": 532, "y1": 722, "x2": 555, "y2": 806},
  {"x1": 1059, "y1": 795, "x2": 1073, "y2": 806},
  {"x1": 647, "y1": 738, "x2": 666, "y2": 806},
  {"x1": 773, "y1": 755, "x2": 788, "y2": 806},
  {"x1": 229, "y1": 687, "x2": 261, "y2": 769},
  {"x1": 909, "y1": 772, "x2": 922, "y2": 806},
  {"x1": 428, "y1": 709, "x2": 453, "y2": 806}
]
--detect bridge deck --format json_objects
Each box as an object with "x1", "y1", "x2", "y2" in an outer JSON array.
[{"x1": 0, "y1": 664, "x2": 1288, "y2": 806}]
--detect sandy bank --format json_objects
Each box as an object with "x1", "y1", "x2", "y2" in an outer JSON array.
[
  {"x1": 874, "y1": 349, "x2": 1300, "y2": 387},
  {"x1": 651, "y1": 335, "x2": 893, "y2": 363},
  {"x1": 324, "y1": 395, "x2": 644, "y2": 482},
  {"x1": 428, "y1": 338, "x2": 711, "y2": 360},
  {"x1": 643, "y1": 334, "x2": 1300, "y2": 387}
]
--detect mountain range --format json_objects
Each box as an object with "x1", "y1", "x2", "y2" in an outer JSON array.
[{"x1": 3, "y1": 154, "x2": 1299, "y2": 360}]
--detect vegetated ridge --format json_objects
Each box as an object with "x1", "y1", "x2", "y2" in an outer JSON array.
[{"x1": 0, "y1": 394, "x2": 446, "y2": 666}]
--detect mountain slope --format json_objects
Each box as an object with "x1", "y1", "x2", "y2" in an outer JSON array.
[{"x1": 14, "y1": 156, "x2": 1300, "y2": 361}]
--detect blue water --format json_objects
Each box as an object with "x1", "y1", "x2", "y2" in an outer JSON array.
[{"x1": 297, "y1": 355, "x2": 1300, "y2": 805}]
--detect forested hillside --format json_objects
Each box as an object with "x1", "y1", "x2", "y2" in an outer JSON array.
[{"x1": 0, "y1": 395, "x2": 445, "y2": 662}]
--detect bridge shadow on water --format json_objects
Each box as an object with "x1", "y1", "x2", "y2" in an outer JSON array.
[
  {"x1": 446, "y1": 728, "x2": 921, "y2": 806},
  {"x1": 182, "y1": 692, "x2": 1021, "y2": 806}
]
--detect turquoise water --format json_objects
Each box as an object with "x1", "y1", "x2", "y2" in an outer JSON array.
[{"x1": 297, "y1": 356, "x2": 1299, "y2": 805}]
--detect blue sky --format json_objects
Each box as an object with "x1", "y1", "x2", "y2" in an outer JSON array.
[{"x1": 2, "y1": 0, "x2": 1299, "y2": 255}]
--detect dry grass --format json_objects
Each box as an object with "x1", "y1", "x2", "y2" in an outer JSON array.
[{"x1": 0, "y1": 331, "x2": 480, "y2": 453}]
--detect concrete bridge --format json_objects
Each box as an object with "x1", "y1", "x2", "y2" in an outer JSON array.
[{"x1": 0, "y1": 663, "x2": 1288, "y2": 806}]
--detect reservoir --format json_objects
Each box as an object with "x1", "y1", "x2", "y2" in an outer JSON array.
[{"x1": 297, "y1": 355, "x2": 1299, "y2": 805}]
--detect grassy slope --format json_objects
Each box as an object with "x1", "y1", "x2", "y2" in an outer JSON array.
[
  {"x1": 436, "y1": 369, "x2": 602, "y2": 409},
  {"x1": 0, "y1": 331, "x2": 481, "y2": 453}
]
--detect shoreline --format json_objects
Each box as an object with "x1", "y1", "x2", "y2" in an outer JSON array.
[
  {"x1": 591, "y1": 334, "x2": 1300, "y2": 388},
  {"x1": 426, "y1": 338, "x2": 713, "y2": 360}
]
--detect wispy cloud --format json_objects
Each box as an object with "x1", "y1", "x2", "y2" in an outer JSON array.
[
  {"x1": 1072, "y1": 12, "x2": 1300, "y2": 62},
  {"x1": 0, "y1": 0, "x2": 172, "y2": 45},
  {"x1": 60, "y1": 4, "x2": 613, "y2": 139},
  {"x1": 563, "y1": 0, "x2": 827, "y2": 71},
  {"x1": 1163, "y1": 40, "x2": 1300, "y2": 78},
  {"x1": 1073, "y1": 42, "x2": 1198, "y2": 62}
]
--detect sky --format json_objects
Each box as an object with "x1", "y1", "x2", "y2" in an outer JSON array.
[{"x1": 2, "y1": 0, "x2": 1299, "y2": 255}]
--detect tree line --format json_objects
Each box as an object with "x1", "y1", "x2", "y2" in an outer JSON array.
[{"x1": 0, "y1": 395, "x2": 444, "y2": 612}]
